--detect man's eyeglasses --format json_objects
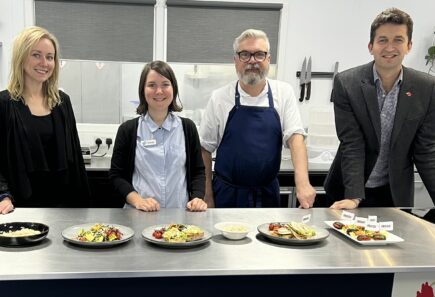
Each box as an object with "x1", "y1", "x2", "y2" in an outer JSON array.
[{"x1": 236, "y1": 51, "x2": 268, "y2": 62}]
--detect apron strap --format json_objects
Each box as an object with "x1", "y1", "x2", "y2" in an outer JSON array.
[
  {"x1": 266, "y1": 82, "x2": 274, "y2": 108},
  {"x1": 235, "y1": 82, "x2": 241, "y2": 106},
  {"x1": 235, "y1": 81, "x2": 274, "y2": 108}
]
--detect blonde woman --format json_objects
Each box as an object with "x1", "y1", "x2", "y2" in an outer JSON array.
[{"x1": 0, "y1": 26, "x2": 90, "y2": 214}]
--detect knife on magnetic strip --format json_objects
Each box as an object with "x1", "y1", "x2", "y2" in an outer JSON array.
[
  {"x1": 299, "y1": 57, "x2": 307, "y2": 102},
  {"x1": 305, "y1": 57, "x2": 312, "y2": 100},
  {"x1": 330, "y1": 61, "x2": 339, "y2": 102}
]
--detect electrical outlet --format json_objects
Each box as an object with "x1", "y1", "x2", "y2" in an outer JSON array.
[
  {"x1": 94, "y1": 137, "x2": 103, "y2": 146},
  {"x1": 91, "y1": 136, "x2": 114, "y2": 156},
  {"x1": 91, "y1": 135, "x2": 115, "y2": 156}
]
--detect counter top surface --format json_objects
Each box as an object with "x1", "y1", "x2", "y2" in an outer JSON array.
[{"x1": 1, "y1": 208, "x2": 434, "y2": 281}]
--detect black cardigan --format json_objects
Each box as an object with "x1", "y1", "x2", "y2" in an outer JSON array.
[
  {"x1": 0, "y1": 90, "x2": 90, "y2": 206},
  {"x1": 109, "y1": 116, "x2": 205, "y2": 201}
]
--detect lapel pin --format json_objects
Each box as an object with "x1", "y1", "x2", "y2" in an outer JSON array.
[{"x1": 406, "y1": 91, "x2": 412, "y2": 97}]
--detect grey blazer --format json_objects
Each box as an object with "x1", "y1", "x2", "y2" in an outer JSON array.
[{"x1": 324, "y1": 61, "x2": 435, "y2": 207}]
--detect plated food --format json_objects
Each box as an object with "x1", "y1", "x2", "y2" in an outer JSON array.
[
  {"x1": 142, "y1": 224, "x2": 212, "y2": 248},
  {"x1": 0, "y1": 222, "x2": 49, "y2": 246},
  {"x1": 257, "y1": 222, "x2": 329, "y2": 245},
  {"x1": 76, "y1": 223, "x2": 123, "y2": 242},
  {"x1": 268, "y1": 222, "x2": 316, "y2": 240},
  {"x1": 62, "y1": 223, "x2": 134, "y2": 247},
  {"x1": 214, "y1": 222, "x2": 251, "y2": 240},
  {"x1": 324, "y1": 221, "x2": 404, "y2": 245},
  {"x1": 152, "y1": 224, "x2": 204, "y2": 243},
  {"x1": 0, "y1": 228, "x2": 41, "y2": 237}
]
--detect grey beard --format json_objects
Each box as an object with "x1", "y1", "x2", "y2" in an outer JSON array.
[{"x1": 238, "y1": 66, "x2": 268, "y2": 86}]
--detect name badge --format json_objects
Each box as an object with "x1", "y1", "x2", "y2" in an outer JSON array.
[{"x1": 141, "y1": 139, "x2": 157, "y2": 147}]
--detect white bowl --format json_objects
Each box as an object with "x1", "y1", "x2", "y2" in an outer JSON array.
[{"x1": 214, "y1": 222, "x2": 251, "y2": 240}]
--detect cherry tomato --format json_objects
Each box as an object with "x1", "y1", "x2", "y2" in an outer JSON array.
[
  {"x1": 269, "y1": 223, "x2": 281, "y2": 231},
  {"x1": 152, "y1": 231, "x2": 163, "y2": 239}
]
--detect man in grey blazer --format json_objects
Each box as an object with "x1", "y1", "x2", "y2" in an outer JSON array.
[{"x1": 325, "y1": 8, "x2": 435, "y2": 209}]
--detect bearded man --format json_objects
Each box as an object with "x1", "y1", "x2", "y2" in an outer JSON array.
[{"x1": 199, "y1": 29, "x2": 316, "y2": 208}]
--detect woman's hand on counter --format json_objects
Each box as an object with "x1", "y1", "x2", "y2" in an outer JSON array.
[
  {"x1": 0, "y1": 198, "x2": 14, "y2": 215},
  {"x1": 329, "y1": 198, "x2": 360, "y2": 210},
  {"x1": 126, "y1": 192, "x2": 160, "y2": 212},
  {"x1": 186, "y1": 198, "x2": 208, "y2": 212}
]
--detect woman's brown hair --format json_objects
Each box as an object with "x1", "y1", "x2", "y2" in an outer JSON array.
[{"x1": 137, "y1": 60, "x2": 182, "y2": 115}]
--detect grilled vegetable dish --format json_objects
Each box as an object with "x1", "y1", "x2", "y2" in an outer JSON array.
[
  {"x1": 152, "y1": 224, "x2": 204, "y2": 243},
  {"x1": 268, "y1": 222, "x2": 316, "y2": 240},
  {"x1": 77, "y1": 224, "x2": 123, "y2": 242},
  {"x1": 332, "y1": 221, "x2": 387, "y2": 241}
]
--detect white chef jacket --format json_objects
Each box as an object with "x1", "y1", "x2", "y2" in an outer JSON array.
[{"x1": 199, "y1": 79, "x2": 306, "y2": 153}]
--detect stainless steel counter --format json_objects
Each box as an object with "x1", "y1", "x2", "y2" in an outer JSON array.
[
  {"x1": 1, "y1": 208, "x2": 434, "y2": 281},
  {"x1": 85, "y1": 156, "x2": 332, "y2": 172}
]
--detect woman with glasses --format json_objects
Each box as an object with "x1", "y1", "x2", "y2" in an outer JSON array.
[
  {"x1": 0, "y1": 26, "x2": 90, "y2": 214},
  {"x1": 109, "y1": 61, "x2": 207, "y2": 212},
  {"x1": 199, "y1": 29, "x2": 315, "y2": 208}
]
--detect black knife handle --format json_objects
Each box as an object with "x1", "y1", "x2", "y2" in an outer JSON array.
[
  {"x1": 299, "y1": 84, "x2": 305, "y2": 102},
  {"x1": 305, "y1": 82, "x2": 311, "y2": 100}
]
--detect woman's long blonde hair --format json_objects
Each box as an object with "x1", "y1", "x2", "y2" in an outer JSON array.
[{"x1": 7, "y1": 26, "x2": 61, "y2": 109}]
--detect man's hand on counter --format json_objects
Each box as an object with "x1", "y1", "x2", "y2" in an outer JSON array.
[
  {"x1": 203, "y1": 184, "x2": 215, "y2": 208},
  {"x1": 187, "y1": 198, "x2": 208, "y2": 212},
  {"x1": 296, "y1": 183, "x2": 316, "y2": 208},
  {"x1": 329, "y1": 198, "x2": 360, "y2": 210}
]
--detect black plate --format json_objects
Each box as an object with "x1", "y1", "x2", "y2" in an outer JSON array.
[{"x1": 0, "y1": 222, "x2": 49, "y2": 246}]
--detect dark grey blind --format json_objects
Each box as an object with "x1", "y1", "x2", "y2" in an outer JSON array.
[
  {"x1": 167, "y1": 4, "x2": 281, "y2": 63},
  {"x1": 35, "y1": 1, "x2": 154, "y2": 62}
]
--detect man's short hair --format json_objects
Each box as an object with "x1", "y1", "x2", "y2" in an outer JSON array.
[
  {"x1": 370, "y1": 8, "x2": 413, "y2": 44},
  {"x1": 233, "y1": 29, "x2": 270, "y2": 53}
]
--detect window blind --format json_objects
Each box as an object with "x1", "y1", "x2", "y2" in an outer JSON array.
[
  {"x1": 166, "y1": 2, "x2": 281, "y2": 63},
  {"x1": 35, "y1": 0, "x2": 154, "y2": 62}
]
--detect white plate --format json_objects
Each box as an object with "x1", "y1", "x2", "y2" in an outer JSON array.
[
  {"x1": 62, "y1": 223, "x2": 134, "y2": 247},
  {"x1": 324, "y1": 221, "x2": 404, "y2": 245},
  {"x1": 257, "y1": 223, "x2": 329, "y2": 245},
  {"x1": 142, "y1": 224, "x2": 212, "y2": 248}
]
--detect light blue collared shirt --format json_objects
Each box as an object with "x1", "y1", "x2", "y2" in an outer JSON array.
[{"x1": 130, "y1": 112, "x2": 188, "y2": 208}]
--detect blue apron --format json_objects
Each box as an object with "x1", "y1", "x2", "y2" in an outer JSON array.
[{"x1": 213, "y1": 82, "x2": 282, "y2": 207}]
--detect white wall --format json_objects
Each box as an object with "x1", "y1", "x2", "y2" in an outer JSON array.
[
  {"x1": 280, "y1": 0, "x2": 435, "y2": 123},
  {"x1": 0, "y1": 0, "x2": 34, "y2": 89},
  {"x1": 1, "y1": 0, "x2": 435, "y2": 126}
]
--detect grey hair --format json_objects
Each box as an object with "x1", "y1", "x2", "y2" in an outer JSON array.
[{"x1": 233, "y1": 29, "x2": 270, "y2": 53}]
